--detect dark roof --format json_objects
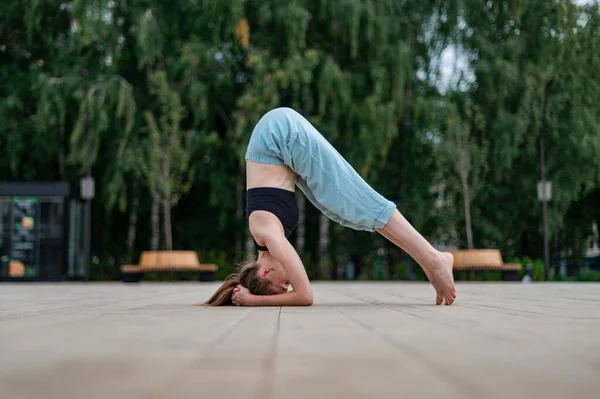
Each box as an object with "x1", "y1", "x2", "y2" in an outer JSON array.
[{"x1": 0, "y1": 182, "x2": 70, "y2": 197}]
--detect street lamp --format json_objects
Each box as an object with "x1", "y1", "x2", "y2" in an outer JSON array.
[
  {"x1": 80, "y1": 175, "x2": 94, "y2": 280},
  {"x1": 538, "y1": 78, "x2": 555, "y2": 281},
  {"x1": 78, "y1": 68, "x2": 94, "y2": 281}
]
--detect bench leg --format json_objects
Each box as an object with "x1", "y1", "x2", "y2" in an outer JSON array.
[
  {"x1": 199, "y1": 271, "x2": 216, "y2": 282},
  {"x1": 502, "y1": 270, "x2": 519, "y2": 281},
  {"x1": 123, "y1": 272, "x2": 141, "y2": 283}
]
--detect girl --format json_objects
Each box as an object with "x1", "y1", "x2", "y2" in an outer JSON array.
[{"x1": 204, "y1": 107, "x2": 456, "y2": 306}]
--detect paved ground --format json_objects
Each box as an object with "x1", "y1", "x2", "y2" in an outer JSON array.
[{"x1": 0, "y1": 282, "x2": 599, "y2": 399}]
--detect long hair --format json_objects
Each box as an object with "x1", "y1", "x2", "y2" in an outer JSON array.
[{"x1": 202, "y1": 258, "x2": 274, "y2": 306}]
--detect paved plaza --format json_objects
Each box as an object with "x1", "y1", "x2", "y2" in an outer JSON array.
[{"x1": 0, "y1": 282, "x2": 599, "y2": 399}]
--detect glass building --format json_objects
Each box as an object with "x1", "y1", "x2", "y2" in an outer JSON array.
[{"x1": 0, "y1": 182, "x2": 85, "y2": 280}]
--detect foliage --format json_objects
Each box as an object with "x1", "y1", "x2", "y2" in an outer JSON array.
[
  {"x1": 203, "y1": 249, "x2": 237, "y2": 281},
  {"x1": 1, "y1": 0, "x2": 599, "y2": 280},
  {"x1": 508, "y1": 256, "x2": 546, "y2": 281},
  {"x1": 578, "y1": 268, "x2": 600, "y2": 282},
  {"x1": 136, "y1": 70, "x2": 196, "y2": 250}
]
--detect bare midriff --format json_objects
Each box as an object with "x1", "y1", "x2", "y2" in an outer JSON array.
[{"x1": 246, "y1": 160, "x2": 297, "y2": 192}]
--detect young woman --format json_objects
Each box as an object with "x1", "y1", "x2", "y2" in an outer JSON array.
[{"x1": 204, "y1": 107, "x2": 456, "y2": 307}]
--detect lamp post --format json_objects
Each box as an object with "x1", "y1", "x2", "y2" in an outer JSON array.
[
  {"x1": 80, "y1": 174, "x2": 94, "y2": 281},
  {"x1": 538, "y1": 78, "x2": 555, "y2": 281},
  {"x1": 79, "y1": 68, "x2": 94, "y2": 281}
]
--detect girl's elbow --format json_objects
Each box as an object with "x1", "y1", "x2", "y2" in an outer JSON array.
[{"x1": 300, "y1": 293, "x2": 314, "y2": 306}]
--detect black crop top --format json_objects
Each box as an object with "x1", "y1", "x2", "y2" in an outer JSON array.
[{"x1": 246, "y1": 187, "x2": 299, "y2": 251}]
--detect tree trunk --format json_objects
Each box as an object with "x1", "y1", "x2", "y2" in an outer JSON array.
[
  {"x1": 245, "y1": 225, "x2": 255, "y2": 256},
  {"x1": 318, "y1": 213, "x2": 330, "y2": 279},
  {"x1": 573, "y1": 230, "x2": 581, "y2": 277},
  {"x1": 462, "y1": 180, "x2": 474, "y2": 249},
  {"x1": 58, "y1": 145, "x2": 65, "y2": 179},
  {"x1": 126, "y1": 180, "x2": 139, "y2": 253},
  {"x1": 150, "y1": 199, "x2": 160, "y2": 250},
  {"x1": 296, "y1": 194, "x2": 306, "y2": 255},
  {"x1": 236, "y1": 167, "x2": 244, "y2": 255},
  {"x1": 163, "y1": 199, "x2": 172, "y2": 251}
]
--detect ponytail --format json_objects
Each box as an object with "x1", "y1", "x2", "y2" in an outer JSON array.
[
  {"x1": 200, "y1": 258, "x2": 272, "y2": 306},
  {"x1": 202, "y1": 273, "x2": 241, "y2": 306}
]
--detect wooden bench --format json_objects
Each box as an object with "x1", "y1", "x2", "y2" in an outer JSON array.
[
  {"x1": 121, "y1": 251, "x2": 218, "y2": 283},
  {"x1": 449, "y1": 249, "x2": 522, "y2": 281}
]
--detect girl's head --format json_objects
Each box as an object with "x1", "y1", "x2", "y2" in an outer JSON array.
[{"x1": 203, "y1": 253, "x2": 290, "y2": 306}]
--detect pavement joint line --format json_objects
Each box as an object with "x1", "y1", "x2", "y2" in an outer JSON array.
[
  {"x1": 323, "y1": 301, "x2": 491, "y2": 399},
  {"x1": 253, "y1": 306, "x2": 281, "y2": 399}
]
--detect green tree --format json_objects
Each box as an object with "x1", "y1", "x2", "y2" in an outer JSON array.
[
  {"x1": 439, "y1": 101, "x2": 488, "y2": 249},
  {"x1": 2, "y1": 0, "x2": 598, "y2": 281},
  {"x1": 137, "y1": 71, "x2": 195, "y2": 251},
  {"x1": 448, "y1": 0, "x2": 600, "y2": 262}
]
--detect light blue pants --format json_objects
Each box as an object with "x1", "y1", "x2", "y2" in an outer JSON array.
[{"x1": 245, "y1": 107, "x2": 396, "y2": 232}]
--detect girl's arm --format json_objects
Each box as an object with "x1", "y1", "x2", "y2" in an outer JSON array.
[
  {"x1": 250, "y1": 290, "x2": 312, "y2": 306},
  {"x1": 253, "y1": 229, "x2": 313, "y2": 306}
]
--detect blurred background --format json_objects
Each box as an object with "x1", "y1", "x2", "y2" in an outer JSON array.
[{"x1": 0, "y1": 0, "x2": 598, "y2": 283}]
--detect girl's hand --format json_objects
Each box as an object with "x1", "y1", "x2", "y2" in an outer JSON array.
[{"x1": 232, "y1": 285, "x2": 253, "y2": 306}]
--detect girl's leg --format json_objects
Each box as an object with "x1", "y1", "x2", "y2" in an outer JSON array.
[
  {"x1": 279, "y1": 108, "x2": 396, "y2": 231},
  {"x1": 272, "y1": 107, "x2": 456, "y2": 304},
  {"x1": 295, "y1": 176, "x2": 367, "y2": 230},
  {"x1": 377, "y1": 211, "x2": 456, "y2": 305}
]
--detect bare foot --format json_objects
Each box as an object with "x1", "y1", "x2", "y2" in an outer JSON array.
[{"x1": 423, "y1": 252, "x2": 456, "y2": 305}]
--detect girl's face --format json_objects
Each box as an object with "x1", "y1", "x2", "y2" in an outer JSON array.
[{"x1": 258, "y1": 256, "x2": 290, "y2": 294}]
